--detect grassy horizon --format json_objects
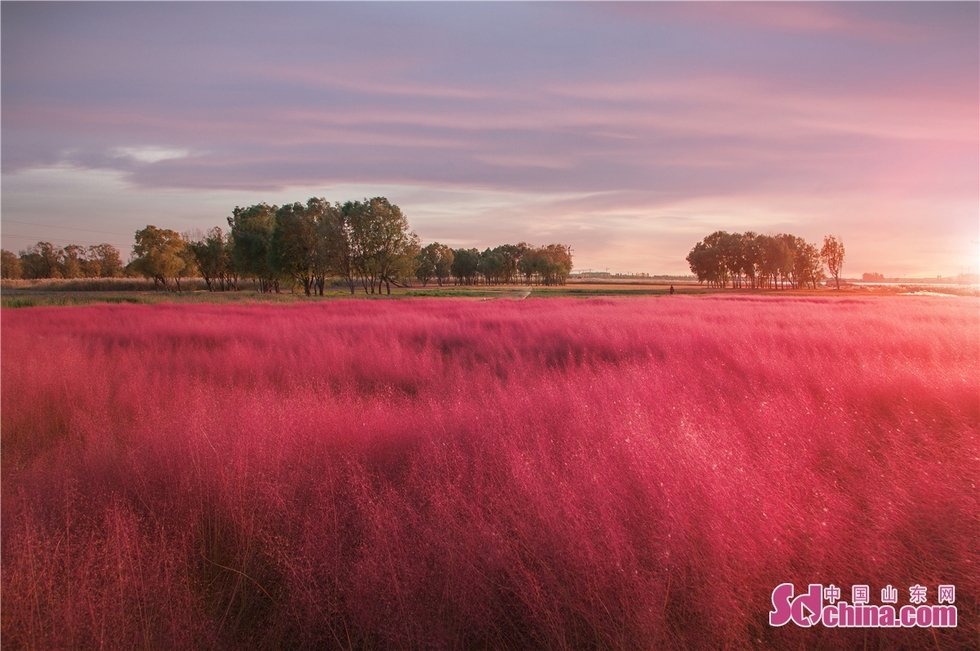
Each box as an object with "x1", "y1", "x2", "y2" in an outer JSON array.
[{"x1": 3, "y1": 276, "x2": 977, "y2": 309}]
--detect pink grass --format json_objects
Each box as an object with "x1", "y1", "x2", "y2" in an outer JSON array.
[{"x1": 2, "y1": 296, "x2": 978, "y2": 649}]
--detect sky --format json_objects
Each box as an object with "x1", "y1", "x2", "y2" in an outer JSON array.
[{"x1": 2, "y1": 2, "x2": 978, "y2": 277}]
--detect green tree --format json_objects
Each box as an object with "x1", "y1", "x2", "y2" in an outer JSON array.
[
  {"x1": 228, "y1": 203, "x2": 278, "y2": 293},
  {"x1": 477, "y1": 248, "x2": 504, "y2": 285},
  {"x1": 755, "y1": 234, "x2": 791, "y2": 289},
  {"x1": 432, "y1": 244, "x2": 455, "y2": 286},
  {"x1": 415, "y1": 247, "x2": 437, "y2": 287},
  {"x1": 821, "y1": 235, "x2": 845, "y2": 289},
  {"x1": 305, "y1": 198, "x2": 340, "y2": 296},
  {"x1": 794, "y1": 238, "x2": 824, "y2": 289},
  {"x1": 270, "y1": 202, "x2": 318, "y2": 295},
  {"x1": 451, "y1": 248, "x2": 480, "y2": 285},
  {"x1": 494, "y1": 243, "x2": 526, "y2": 285},
  {"x1": 347, "y1": 197, "x2": 418, "y2": 295},
  {"x1": 416, "y1": 242, "x2": 454, "y2": 287},
  {"x1": 516, "y1": 245, "x2": 573, "y2": 286},
  {"x1": 187, "y1": 228, "x2": 235, "y2": 291},
  {"x1": 686, "y1": 240, "x2": 724, "y2": 287},
  {"x1": 774, "y1": 234, "x2": 800, "y2": 288},
  {"x1": 321, "y1": 202, "x2": 358, "y2": 295}
]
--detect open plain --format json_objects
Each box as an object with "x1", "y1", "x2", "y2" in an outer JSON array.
[{"x1": 2, "y1": 295, "x2": 978, "y2": 649}]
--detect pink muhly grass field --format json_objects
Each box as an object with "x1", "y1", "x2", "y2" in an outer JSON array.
[{"x1": 2, "y1": 296, "x2": 977, "y2": 650}]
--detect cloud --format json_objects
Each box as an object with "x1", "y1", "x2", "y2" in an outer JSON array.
[{"x1": 109, "y1": 146, "x2": 192, "y2": 164}]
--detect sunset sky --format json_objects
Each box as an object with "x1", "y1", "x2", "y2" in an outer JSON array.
[{"x1": 2, "y1": 2, "x2": 977, "y2": 277}]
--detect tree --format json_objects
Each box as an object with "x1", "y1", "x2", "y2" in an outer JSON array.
[
  {"x1": 542, "y1": 244, "x2": 573, "y2": 285},
  {"x1": 346, "y1": 197, "x2": 418, "y2": 294},
  {"x1": 415, "y1": 247, "x2": 437, "y2": 287},
  {"x1": 59, "y1": 244, "x2": 85, "y2": 279},
  {"x1": 90, "y1": 244, "x2": 119, "y2": 278},
  {"x1": 494, "y1": 243, "x2": 526, "y2": 285},
  {"x1": 736, "y1": 232, "x2": 760, "y2": 289},
  {"x1": 321, "y1": 202, "x2": 358, "y2": 296},
  {"x1": 686, "y1": 241, "x2": 724, "y2": 287},
  {"x1": 228, "y1": 203, "x2": 278, "y2": 293},
  {"x1": 775, "y1": 234, "x2": 800, "y2": 288},
  {"x1": 687, "y1": 232, "x2": 743, "y2": 288},
  {"x1": 477, "y1": 248, "x2": 504, "y2": 285},
  {"x1": 432, "y1": 244, "x2": 455, "y2": 286},
  {"x1": 821, "y1": 235, "x2": 845, "y2": 289},
  {"x1": 688, "y1": 231, "x2": 828, "y2": 290},
  {"x1": 269, "y1": 202, "x2": 318, "y2": 295},
  {"x1": 187, "y1": 227, "x2": 234, "y2": 291},
  {"x1": 755, "y1": 234, "x2": 791, "y2": 289},
  {"x1": 515, "y1": 244, "x2": 573, "y2": 286},
  {"x1": 416, "y1": 242, "x2": 454, "y2": 287},
  {"x1": 305, "y1": 198, "x2": 340, "y2": 296},
  {"x1": 451, "y1": 248, "x2": 480, "y2": 285},
  {"x1": 130, "y1": 226, "x2": 193, "y2": 291},
  {"x1": 1, "y1": 249, "x2": 22, "y2": 279},
  {"x1": 18, "y1": 242, "x2": 61, "y2": 279},
  {"x1": 793, "y1": 238, "x2": 824, "y2": 289}
]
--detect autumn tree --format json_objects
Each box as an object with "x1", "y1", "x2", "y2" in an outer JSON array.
[
  {"x1": 1, "y1": 249, "x2": 22, "y2": 279},
  {"x1": 821, "y1": 235, "x2": 845, "y2": 289},
  {"x1": 542, "y1": 244, "x2": 573, "y2": 285},
  {"x1": 59, "y1": 244, "x2": 85, "y2": 279},
  {"x1": 18, "y1": 242, "x2": 62, "y2": 279},
  {"x1": 84, "y1": 244, "x2": 124, "y2": 278},
  {"x1": 130, "y1": 226, "x2": 194, "y2": 291}
]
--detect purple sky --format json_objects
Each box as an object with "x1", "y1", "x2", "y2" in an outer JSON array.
[{"x1": 2, "y1": 2, "x2": 977, "y2": 276}]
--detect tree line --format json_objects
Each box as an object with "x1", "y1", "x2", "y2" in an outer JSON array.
[
  {"x1": 2, "y1": 197, "x2": 575, "y2": 292},
  {"x1": 1, "y1": 242, "x2": 124, "y2": 280},
  {"x1": 686, "y1": 232, "x2": 844, "y2": 289},
  {"x1": 419, "y1": 242, "x2": 573, "y2": 287}
]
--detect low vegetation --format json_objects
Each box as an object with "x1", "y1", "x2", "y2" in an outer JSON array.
[{"x1": 2, "y1": 296, "x2": 976, "y2": 649}]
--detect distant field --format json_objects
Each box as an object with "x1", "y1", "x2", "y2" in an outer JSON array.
[
  {"x1": 2, "y1": 297, "x2": 977, "y2": 649},
  {"x1": 3, "y1": 276, "x2": 976, "y2": 308}
]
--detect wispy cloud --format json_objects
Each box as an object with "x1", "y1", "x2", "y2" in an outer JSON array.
[{"x1": 109, "y1": 146, "x2": 192, "y2": 164}]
